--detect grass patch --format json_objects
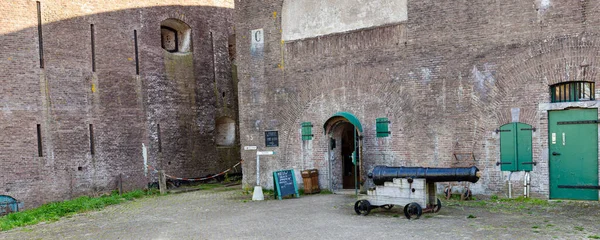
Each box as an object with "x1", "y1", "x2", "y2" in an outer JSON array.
[
  {"x1": 574, "y1": 226, "x2": 584, "y2": 231},
  {"x1": 0, "y1": 189, "x2": 158, "y2": 231},
  {"x1": 532, "y1": 226, "x2": 539, "y2": 229},
  {"x1": 195, "y1": 183, "x2": 223, "y2": 190},
  {"x1": 498, "y1": 196, "x2": 549, "y2": 206},
  {"x1": 467, "y1": 214, "x2": 477, "y2": 219},
  {"x1": 262, "y1": 189, "x2": 275, "y2": 196},
  {"x1": 319, "y1": 189, "x2": 333, "y2": 194},
  {"x1": 392, "y1": 214, "x2": 400, "y2": 218},
  {"x1": 546, "y1": 224, "x2": 554, "y2": 227},
  {"x1": 588, "y1": 235, "x2": 600, "y2": 239}
]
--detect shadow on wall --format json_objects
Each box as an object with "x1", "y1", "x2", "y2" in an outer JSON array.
[{"x1": 0, "y1": 3, "x2": 237, "y2": 208}]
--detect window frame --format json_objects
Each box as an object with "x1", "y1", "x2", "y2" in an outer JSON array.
[{"x1": 550, "y1": 81, "x2": 595, "y2": 103}]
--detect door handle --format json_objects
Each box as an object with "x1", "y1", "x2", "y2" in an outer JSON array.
[{"x1": 552, "y1": 152, "x2": 561, "y2": 156}]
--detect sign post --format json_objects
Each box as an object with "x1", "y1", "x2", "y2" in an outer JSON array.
[{"x1": 252, "y1": 150, "x2": 275, "y2": 201}]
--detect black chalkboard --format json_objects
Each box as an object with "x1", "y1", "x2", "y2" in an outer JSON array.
[
  {"x1": 265, "y1": 131, "x2": 279, "y2": 147},
  {"x1": 273, "y1": 169, "x2": 299, "y2": 200}
]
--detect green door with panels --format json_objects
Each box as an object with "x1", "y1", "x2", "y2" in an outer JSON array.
[{"x1": 549, "y1": 108, "x2": 599, "y2": 200}]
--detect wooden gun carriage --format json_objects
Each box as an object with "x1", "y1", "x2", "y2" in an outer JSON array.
[{"x1": 354, "y1": 166, "x2": 481, "y2": 219}]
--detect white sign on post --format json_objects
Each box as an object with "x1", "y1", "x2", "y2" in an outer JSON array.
[
  {"x1": 257, "y1": 151, "x2": 275, "y2": 156},
  {"x1": 244, "y1": 146, "x2": 257, "y2": 150},
  {"x1": 253, "y1": 150, "x2": 276, "y2": 201}
]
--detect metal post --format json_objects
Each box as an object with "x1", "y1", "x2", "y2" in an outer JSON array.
[
  {"x1": 524, "y1": 172, "x2": 531, "y2": 198},
  {"x1": 508, "y1": 171, "x2": 512, "y2": 199},
  {"x1": 523, "y1": 172, "x2": 527, "y2": 198},
  {"x1": 256, "y1": 154, "x2": 260, "y2": 185}
]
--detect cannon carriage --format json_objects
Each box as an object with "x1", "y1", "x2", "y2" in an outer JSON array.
[{"x1": 354, "y1": 166, "x2": 481, "y2": 219}]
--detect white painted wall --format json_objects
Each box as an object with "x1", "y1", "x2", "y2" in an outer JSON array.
[{"x1": 282, "y1": 0, "x2": 408, "y2": 41}]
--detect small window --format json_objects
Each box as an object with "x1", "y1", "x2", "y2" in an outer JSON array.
[
  {"x1": 161, "y1": 26, "x2": 178, "y2": 52},
  {"x1": 228, "y1": 34, "x2": 236, "y2": 62},
  {"x1": 550, "y1": 81, "x2": 595, "y2": 103},
  {"x1": 160, "y1": 19, "x2": 192, "y2": 53},
  {"x1": 376, "y1": 118, "x2": 390, "y2": 137},
  {"x1": 301, "y1": 122, "x2": 313, "y2": 140}
]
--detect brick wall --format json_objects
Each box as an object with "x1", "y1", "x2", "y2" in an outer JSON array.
[
  {"x1": 0, "y1": 0, "x2": 237, "y2": 208},
  {"x1": 236, "y1": 0, "x2": 600, "y2": 198}
]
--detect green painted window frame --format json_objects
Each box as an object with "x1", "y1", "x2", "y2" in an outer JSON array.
[
  {"x1": 376, "y1": 118, "x2": 390, "y2": 138},
  {"x1": 301, "y1": 122, "x2": 313, "y2": 140},
  {"x1": 550, "y1": 81, "x2": 595, "y2": 103}
]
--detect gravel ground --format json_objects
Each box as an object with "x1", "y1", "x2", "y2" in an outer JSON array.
[{"x1": 1, "y1": 186, "x2": 599, "y2": 240}]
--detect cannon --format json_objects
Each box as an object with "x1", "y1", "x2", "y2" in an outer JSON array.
[{"x1": 354, "y1": 166, "x2": 481, "y2": 219}]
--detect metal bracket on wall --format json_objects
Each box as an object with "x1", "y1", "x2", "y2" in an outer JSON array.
[{"x1": 495, "y1": 129, "x2": 511, "y2": 133}]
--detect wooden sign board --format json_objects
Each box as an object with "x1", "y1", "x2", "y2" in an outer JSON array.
[{"x1": 273, "y1": 169, "x2": 299, "y2": 200}]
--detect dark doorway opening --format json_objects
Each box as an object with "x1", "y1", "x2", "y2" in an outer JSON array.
[{"x1": 340, "y1": 123, "x2": 357, "y2": 189}]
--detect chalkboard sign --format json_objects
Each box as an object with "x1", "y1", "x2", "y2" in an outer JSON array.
[
  {"x1": 265, "y1": 131, "x2": 279, "y2": 147},
  {"x1": 273, "y1": 169, "x2": 299, "y2": 200}
]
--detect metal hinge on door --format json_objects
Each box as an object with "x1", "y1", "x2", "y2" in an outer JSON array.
[{"x1": 557, "y1": 120, "x2": 599, "y2": 125}]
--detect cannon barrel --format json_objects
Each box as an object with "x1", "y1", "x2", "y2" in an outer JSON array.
[{"x1": 368, "y1": 166, "x2": 481, "y2": 185}]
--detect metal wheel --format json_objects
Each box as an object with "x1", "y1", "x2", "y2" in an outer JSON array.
[
  {"x1": 381, "y1": 204, "x2": 394, "y2": 210},
  {"x1": 403, "y1": 202, "x2": 423, "y2": 219},
  {"x1": 461, "y1": 189, "x2": 472, "y2": 200},
  {"x1": 433, "y1": 198, "x2": 442, "y2": 213},
  {"x1": 354, "y1": 200, "x2": 372, "y2": 216},
  {"x1": 444, "y1": 186, "x2": 452, "y2": 200}
]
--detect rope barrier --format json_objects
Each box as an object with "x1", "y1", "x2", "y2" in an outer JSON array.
[{"x1": 146, "y1": 160, "x2": 243, "y2": 182}]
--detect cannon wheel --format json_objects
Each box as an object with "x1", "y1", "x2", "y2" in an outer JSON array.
[
  {"x1": 403, "y1": 202, "x2": 422, "y2": 219},
  {"x1": 381, "y1": 204, "x2": 394, "y2": 210},
  {"x1": 444, "y1": 186, "x2": 452, "y2": 200},
  {"x1": 433, "y1": 198, "x2": 442, "y2": 213},
  {"x1": 461, "y1": 189, "x2": 472, "y2": 200},
  {"x1": 354, "y1": 200, "x2": 372, "y2": 216}
]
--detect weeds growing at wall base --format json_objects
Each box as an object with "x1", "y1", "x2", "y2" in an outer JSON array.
[{"x1": 0, "y1": 189, "x2": 159, "y2": 231}]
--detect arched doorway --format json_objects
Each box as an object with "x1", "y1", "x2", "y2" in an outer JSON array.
[{"x1": 323, "y1": 112, "x2": 363, "y2": 194}]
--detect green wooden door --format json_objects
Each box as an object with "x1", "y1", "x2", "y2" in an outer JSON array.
[
  {"x1": 499, "y1": 122, "x2": 534, "y2": 172},
  {"x1": 549, "y1": 108, "x2": 599, "y2": 200}
]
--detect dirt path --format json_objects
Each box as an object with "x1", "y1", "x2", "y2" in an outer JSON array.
[{"x1": 1, "y1": 186, "x2": 599, "y2": 240}]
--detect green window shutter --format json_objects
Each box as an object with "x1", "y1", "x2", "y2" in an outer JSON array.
[
  {"x1": 301, "y1": 122, "x2": 313, "y2": 140},
  {"x1": 376, "y1": 118, "x2": 390, "y2": 138},
  {"x1": 516, "y1": 123, "x2": 534, "y2": 171},
  {"x1": 499, "y1": 123, "x2": 518, "y2": 172}
]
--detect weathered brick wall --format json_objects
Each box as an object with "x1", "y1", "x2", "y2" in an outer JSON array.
[
  {"x1": 236, "y1": 0, "x2": 600, "y2": 197},
  {"x1": 0, "y1": 0, "x2": 237, "y2": 208}
]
